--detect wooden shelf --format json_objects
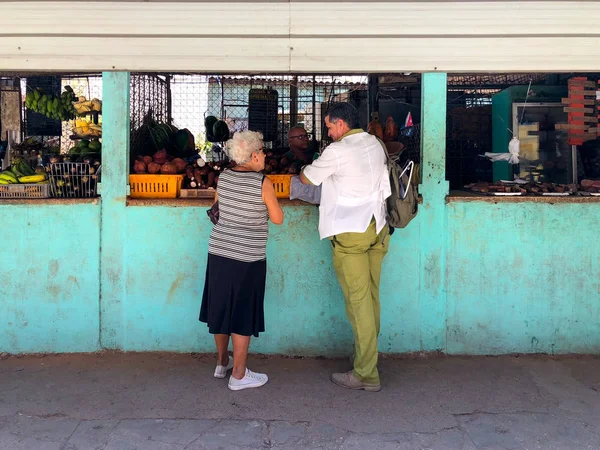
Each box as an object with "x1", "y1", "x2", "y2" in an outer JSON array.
[{"x1": 70, "y1": 135, "x2": 102, "y2": 141}]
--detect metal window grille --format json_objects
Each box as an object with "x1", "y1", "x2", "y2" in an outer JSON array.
[
  {"x1": 60, "y1": 74, "x2": 102, "y2": 154},
  {"x1": 129, "y1": 73, "x2": 169, "y2": 157},
  {"x1": 168, "y1": 74, "x2": 368, "y2": 159},
  {"x1": 446, "y1": 88, "x2": 500, "y2": 188},
  {"x1": 0, "y1": 76, "x2": 23, "y2": 141}
]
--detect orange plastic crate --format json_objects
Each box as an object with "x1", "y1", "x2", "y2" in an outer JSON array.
[
  {"x1": 266, "y1": 174, "x2": 293, "y2": 198},
  {"x1": 129, "y1": 174, "x2": 184, "y2": 199}
]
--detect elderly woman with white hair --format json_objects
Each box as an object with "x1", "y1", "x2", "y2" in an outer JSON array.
[{"x1": 200, "y1": 130, "x2": 284, "y2": 391}]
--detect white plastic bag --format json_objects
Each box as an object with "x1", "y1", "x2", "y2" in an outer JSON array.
[
  {"x1": 290, "y1": 176, "x2": 321, "y2": 204},
  {"x1": 483, "y1": 137, "x2": 520, "y2": 164}
]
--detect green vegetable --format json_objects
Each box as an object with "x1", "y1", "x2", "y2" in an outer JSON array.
[{"x1": 88, "y1": 140, "x2": 101, "y2": 151}]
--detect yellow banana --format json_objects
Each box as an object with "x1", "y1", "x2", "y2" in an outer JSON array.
[
  {"x1": 0, "y1": 173, "x2": 17, "y2": 183},
  {"x1": 18, "y1": 174, "x2": 47, "y2": 183}
]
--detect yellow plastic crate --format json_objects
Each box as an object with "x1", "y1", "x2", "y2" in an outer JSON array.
[
  {"x1": 266, "y1": 174, "x2": 293, "y2": 199},
  {"x1": 129, "y1": 174, "x2": 184, "y2": 199}
]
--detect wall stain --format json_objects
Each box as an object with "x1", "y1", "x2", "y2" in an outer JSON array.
[
  {"x1": 531, "y1": 336, "x2": 539, "y2": 350},
  {"x1": 49, "y1": 260, "x2": 59, "y2": 277},
  {"x1": 167, "y1": 275, "x2": 185, "y2": 304},
  {"x1": 513, "y1": 254, "x2": 524, "y2": 269},
  {"x1": 67, "y1": 275, "x2": 80, "y2": 289},
  {"x1": 424, "y1": 251, "x2": 441, "y2": 290},
  {"x1": 47, "y1": 285, "x2": 60, "y2": 301}
]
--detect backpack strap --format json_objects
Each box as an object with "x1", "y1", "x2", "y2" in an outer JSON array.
[{"x1": 375, "y1": 137, "x2": 390, "y2": 164}]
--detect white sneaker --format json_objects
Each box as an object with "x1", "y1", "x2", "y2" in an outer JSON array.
[
  {"x1": 213, "y1": 356, "x2": 234, "y2": 379},
  {"x1": 228, "y1": 368, "x2": 268, "y2": 391}
]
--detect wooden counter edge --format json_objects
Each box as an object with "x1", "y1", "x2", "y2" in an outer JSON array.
[
  {"x1": 446, "y1": 190, "x2": 600, "y2": 204},
  {"x1": 126, "y1": 197, "x2": 315, "y2": 207},
  {"x1": 0, "y1": 198, "x2": 100, "y2": 206}
]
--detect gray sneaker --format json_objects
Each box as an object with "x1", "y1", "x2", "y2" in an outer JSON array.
[
  {"x1": 214, "y1": 356, "x2": 234, "y2": 379},
  {"x1": 331, "y1": 371, "x2": 381, "y2": 392}
]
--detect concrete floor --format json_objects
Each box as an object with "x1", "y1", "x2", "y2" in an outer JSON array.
[{"x1": 1, "y1": 353, "x2": 600, "y2": 449}]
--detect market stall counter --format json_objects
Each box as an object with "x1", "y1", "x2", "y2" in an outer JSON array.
[
  {"x1": 126, "y1": 197, "x2": 311, "y2": 207},
  {"x1": 447, "y1": 190, "x2": 600, "y2": 203}
]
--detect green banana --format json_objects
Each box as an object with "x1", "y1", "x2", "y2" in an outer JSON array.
[
  {"x1": 10, "y1": 165, "x2": 24, "y2": 178},
  {"x1": 18, "y1": 161, "x2": 35, "y2": 176}
]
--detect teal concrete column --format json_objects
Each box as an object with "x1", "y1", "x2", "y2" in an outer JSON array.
[
  {"x1": 100, "y1": 72, "x2": 130, "y2": 349},
  {"x1": 419, "y1": 72, "x2": 449, "y2": 351}
]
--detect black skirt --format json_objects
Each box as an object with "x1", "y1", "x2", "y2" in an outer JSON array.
[{"x1": 199, "y1": 253, "x2": 266, "y2": 337}]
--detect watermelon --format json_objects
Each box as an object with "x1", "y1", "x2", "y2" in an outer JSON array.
[
  {"x1": 175, "y1": 129, "x2": 190, "y2": 152},
  {"x1": 184, "y1": 128, "x2": 195, "y2": 149},
  {"x1": 212, "y1": 120, "x2": 230, "y2": 142},
  {"x1": 205, "y1": 116, "x2": 218, "y2": 142}
]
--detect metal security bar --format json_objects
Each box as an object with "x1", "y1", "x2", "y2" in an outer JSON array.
[
  {"x1": 168, "y1": 74, "x2": 367, "y2": 154},
  {"x1": 130, "y1": 73, "x2": 169, "y2": 157}
]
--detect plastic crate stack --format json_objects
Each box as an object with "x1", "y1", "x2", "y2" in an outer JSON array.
[{"x1": 558, "y1": 77, "x2": 599, "y2": 146}]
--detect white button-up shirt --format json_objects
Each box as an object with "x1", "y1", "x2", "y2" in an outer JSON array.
[{"x1": 303, "y1": 130, "x2": 391, "y2": 240}]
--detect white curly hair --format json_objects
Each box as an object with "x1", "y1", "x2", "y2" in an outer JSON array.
[{"x1": 226, "y1": 130, "x2": 264, "y2": 164}]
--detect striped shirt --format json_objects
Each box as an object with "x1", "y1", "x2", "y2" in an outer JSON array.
[{"x1": 208, "y1": 169, "x2": 268, "y2": 263}]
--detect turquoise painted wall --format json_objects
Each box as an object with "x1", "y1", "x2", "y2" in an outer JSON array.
[
  {"x1": 0, "y1": 203, "x2": 101, "y2": 353},
  {"x1": 3, "y1": 199, "x2": 599, "y2": 355},
  {"x1": 447, "y1": 201, "x2": 600, "y2": 355},
  {"x1": 1, "y1": 72, "x2": 599, "y2": 356},
  {"x1": 121, "y1": 205, "x2": 422, "y2": 355}
]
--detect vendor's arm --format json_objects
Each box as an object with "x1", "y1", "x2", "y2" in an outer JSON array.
[
  {"x1": 262, "y1": 177, "x2": 284, "y2": 225},
  {"x1": 300, "y1": 145, "x2": 339, "y2": 185}
]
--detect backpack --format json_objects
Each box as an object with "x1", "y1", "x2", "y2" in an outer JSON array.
[{"x1": 382, "y1": 144, "x2": 418, "y2": 229}]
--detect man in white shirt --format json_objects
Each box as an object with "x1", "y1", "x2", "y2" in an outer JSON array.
[{"x1": 300, "y1": 102, "x2": 391, "y2": 392}]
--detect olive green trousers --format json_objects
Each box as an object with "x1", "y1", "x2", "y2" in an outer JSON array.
[{"x1": 331, "y1": 219, "x2": 390, "y2": 385}]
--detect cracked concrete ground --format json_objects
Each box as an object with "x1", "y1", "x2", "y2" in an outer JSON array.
[{"x1": 1, "y1": 353, "x2": 600, "y2": 449}]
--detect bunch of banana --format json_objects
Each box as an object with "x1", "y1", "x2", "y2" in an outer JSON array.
[
  {"x1": 87, "y1": 123, "x2": 102, "y2": 137},
  {"x1": 25, "y1": 86, "x2": 77, "y2": 121},
  {"x1": 0, "y1": 159, "x2": 48, "y2": 185},
  {"x1": 73, "y1": 118, "x2": 90, "y2": 136},
  {"x1": 73, "y1": 98, "x2": 102, "y2": 115},
  {"x1": 72, "y1": 122, "x2": 102, "y2": 137}
]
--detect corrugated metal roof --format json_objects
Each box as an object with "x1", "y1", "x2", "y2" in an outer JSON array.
[
  {"x1": 207, "y1": 75, "x2": 367, "y2": 86},
  {"x1": 447, "y1": 73, "x2": 547, "y2": 86}
]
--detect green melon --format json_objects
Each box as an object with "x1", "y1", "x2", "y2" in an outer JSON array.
[{"x1": 212, "y1": 120, "x2": 230, "y2": 142}]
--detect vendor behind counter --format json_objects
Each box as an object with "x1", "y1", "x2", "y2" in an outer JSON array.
[{"x1": 265, "y1": 126, "x2": 319, "y2": 175}]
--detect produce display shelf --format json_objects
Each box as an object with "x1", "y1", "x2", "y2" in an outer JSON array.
[
  {"x1": 0, "y1": 183, "x2": 50, "y2": 199},
  {"x1": 180, "y1": 188, "x2": 215, "y2": 199},
  {"x1": 80, "y1": 111, "x2": 102, "y2": 117},
  {"x1": 48, "y1": 163, "x2": 101, "y2": 199},
  {"x1": 266, "y1": 174, "x2": 293, "y2": 199},
  {"x1": 70, "y1": 135, "x2": 102, "y2": 141},
  {"x1": 129, "y1": 174, "x2": 184, "y2": 199}
]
